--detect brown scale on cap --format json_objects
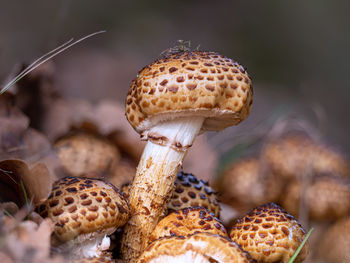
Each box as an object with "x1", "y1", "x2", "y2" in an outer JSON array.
[
  {"x1": 55, "y1": 133, "x2": 120, "y2": 177},
  {"x1": 149, "y1": 207, "x2": 227, "y2": 243},
  {"x1": 169, "y1": 171, "x2": 220, "y2": 217},
  {"x1": 138, "y1": 232, "x2": 254, "y2": 263},
  {"x1": 121, "y1": 171, "x2": 220, "y2": 217},
  {"x1": 318, "y1": 216, "x2": 350, "y2": 262},
  {"x1": 230, "y1": 203, "x2": 309, "y2": 263},
  {"x1": 38, "y1": 176, "x2": 129, "y2": 258},
  {"x1": 126, "y1": 51, "x2": 253, "y2": 134},
  {"x1": 262, "y1": 133, "x2": 350, "y2": 180},
  {"x1": 281, "y1": 175, "x2": 350, "y2": 221},
  {"x1": 218, "y1": 157, "x2": 282, "y2": 212}
]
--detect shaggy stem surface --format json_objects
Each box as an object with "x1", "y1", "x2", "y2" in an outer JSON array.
[{"x1": 121, "y1": 117, "x2": 204, "y2": 262}]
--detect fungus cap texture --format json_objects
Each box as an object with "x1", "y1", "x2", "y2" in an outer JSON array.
[
  {"x1": 149, "y1": 207, "x2": 227, "y2": 243},
  {"x1": 230, "y1": 202, "x2": 309, "y2": 263},
  {"x1": 282, "y1": 175, "x2": 350, "y2": 220},
  {"x1": 38, "y1": 176, "x2": 129, "y2": 242},
  {"x1": 125, "y1": 51, "x2": 253, "y2": 134},
  {"x1": 169, "y1": 171, "x2": 220, "y2": 217},
  {"x1": 138, "y1": 232, "x2": 254, "y2": 263},
  {"x1": 219, "y1": 157, "x2": 281, "y2": 209},
  {"x1": 55, "y1": 133, "x2": 120, "y2": 177}
]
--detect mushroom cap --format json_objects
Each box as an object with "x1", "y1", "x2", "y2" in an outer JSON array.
[
  {"x1": 121, "y1": 171, "x2": 220, "y2": 218},
  {"x1": 319, "y1": 216, "x2": 350, "y2": 262},
  {"x1": 218, "y1": 157, "x2": 282, "y2": 210},
  {"x1": 38, "y1": 176, "x2": 129, "y2": 242},
  {"x1": 169, "y1": 171, "x2": 220, "y2": 217},
  {"x1": 281, "y1": 175, "x2": 350, "y2": 221},
  {"x1": 55, "y1": 133, "x2": 120, "y2": 177},
  {"x1": 126, "y1": 51, "x2": 253, "y2": 134},
  {"x1": 149, "y1": 207, "x2": 227, "y2": 243},
  {"x1": 138, "y1": 232, "x2": 254, "y2": 263},
  {"x1": 230, "y1": 202, "x2": 309, "y2": 263},
  {"x1": 262, "y1": 133, "x2": 350, "y2": 179}
]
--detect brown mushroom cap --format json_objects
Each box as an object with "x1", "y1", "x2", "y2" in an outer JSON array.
[
  {"x1": 55, "y1": 133, "x2": 120, "y2": 177},
  {"x1": 138, "y1": 232, "x2": 254, "y2": 263},
  {"x1": 218, "y1": 157, "x2": 281, "y2": 211},
  {"x1": 149, "y1": 207, "x2": 227, "y2": 243},
  {"x1": 38, "y1": 176, "x2": 129, "y2": 243},
  {"x1": 230, "y1": 203, "x2": 309, "y2": 263},
  {"x1": 262, "y1": 133, "x2": 350, "y2": 179},
  {"x1": 318, "y1": 216, "x2": 350, "y2": 262},
  {"x1": 121, "y1": 171, "x2": 220, "y2": 218},
  {"x1": 281, "y1": 175, "x2": 350, "y2": 221},
  {"x1": 169, "y1": 171, "x2": 220, "y2": 217},
  {"x1": 126, "y1": 51, "x2": 253, "y2": 134}
]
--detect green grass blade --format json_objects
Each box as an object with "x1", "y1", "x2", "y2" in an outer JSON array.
[{"x1": 288, "y1": 227, "x2": 314, "y2": 263}]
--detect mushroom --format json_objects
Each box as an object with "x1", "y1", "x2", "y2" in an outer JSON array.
[
  {"x1": 37, "y1": 176, "x2": 129, "y2": 259},
  {"x1": 138, "y1": 232, "x2": 254, "y2": 263},
  {"x1": 55, "y1": 132, "x2": 120, "y2": 177},
  {"x1": 230, "y1": 203, "x2": 309, "y2": 263},
  {"x1": 122, "y1": 51, "x2": 253, "y2": 261},
  {"x1": 217, "y1": 157, "x2": 281, "y2": 212},
  {"x1": 149, "y1": 207, "x2": 227, "y2": 243},
  {"x1": 281, "y1": 174, "x2": 350, "y2": 221},
  {"x1": 318, "y1": 216, "x2": 350, "y2": 262},
  {"x1": 262, "y1": 133, "x2": 350, "y2": 180},
  {"x1": 69, "y1": 257, "x2": 118, "y2": 263}
]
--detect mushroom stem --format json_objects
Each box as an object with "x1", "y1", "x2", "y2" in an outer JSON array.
[{"x1": 121, "y1": 116, "x2": 204, "y2": 262}]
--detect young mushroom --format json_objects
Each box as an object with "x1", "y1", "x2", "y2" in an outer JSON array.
[
  {"x1": 149, "y1": 207, "x2": 227, "y2": 243},
  {"x1": 138, "y1": 232, "x2": 254, "y2": 263},
  {"x1": 122, "y1": 51, "x2": 253, "y2": 261},
  {"x1": 230, "y1": 203, "x2": 309, "y2": 263},
  {"x1": 38, "y1": 176, "x2": 129, "y2": 259}
]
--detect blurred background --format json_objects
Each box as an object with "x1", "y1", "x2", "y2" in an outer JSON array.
[{"x1": 0, "y1": 0, "x2": 349, "y2": 153}]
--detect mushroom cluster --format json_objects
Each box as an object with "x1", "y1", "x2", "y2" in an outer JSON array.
[{"x1": 122, "y1": 50, "x2": 253, "y2": 261}]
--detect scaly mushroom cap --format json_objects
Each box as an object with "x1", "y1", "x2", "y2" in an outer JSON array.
[
  {"x1": 218, "y1": 157, "x2": 281, "y2": 210},
  {"x1": 281, "y1": 175, "x2": 350, "y2": 220},
  {"x1": 126, "y1": 51, "x2": 253, "y2": 134},
  {"x1": 138, "y1": 232, "x2": 254, "y2": 263},
  {"x1": 318, "y1": 216, "x2": 350, "y2": 262},
  {"x1": 55, "y1": 133, "x2": 120, "y2": 177},
  {"x1": 38, "y1": 176, "x2": 129, "y2": 242},
  {"x1": 169, "y1": 171, "x2": 220, "y2": 217},
  {"x1": 149, "y1": 207, "x2": 227, "y2": 243},
  {"x1": 230, "y1": 203, "x2": 309, "y2": 263},
  {"x1": 262, "y1": 133, "x2": 350, "y2": 179}
]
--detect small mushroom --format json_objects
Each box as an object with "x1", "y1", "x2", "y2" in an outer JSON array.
[
  {"x1": 55, "y1": 132, "x2": 120, "y2": 177},
  {"x1": 318, "y1": 216, "x2": 350, "y2": 263},
  {"x1": 262, "y1": 133, "x2": 350, "y2": 180},
  {"x1": 138, "y1": 232, "x2": 254, "y2": 263},
  {"x1": 38, "y1": 176, "x2": 129, "y2": 259},
  {"x1": 217, "y1": 157, "x2": 281, "y2": 212},
  {"x1": 230, "y1": 203, "x2": 309, "y2": 263},
  {"x1": 149, "y1": 207, "x2": 227, "y2": 243},
  {"x1": 281, "y1": 174, "x2": 350, "y2": 221},
  {"x1": 122, "y1": 51, "x2": 253, "y2": 261}
]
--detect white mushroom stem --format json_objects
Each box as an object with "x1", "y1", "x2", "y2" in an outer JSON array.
[{"x1": 122, "y1": 116, "x2": 204, "y2": 262}]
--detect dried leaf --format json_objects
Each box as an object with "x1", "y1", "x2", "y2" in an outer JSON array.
[{"x1": 0, "y1": 160, "x2": 53, "y2": 207}]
